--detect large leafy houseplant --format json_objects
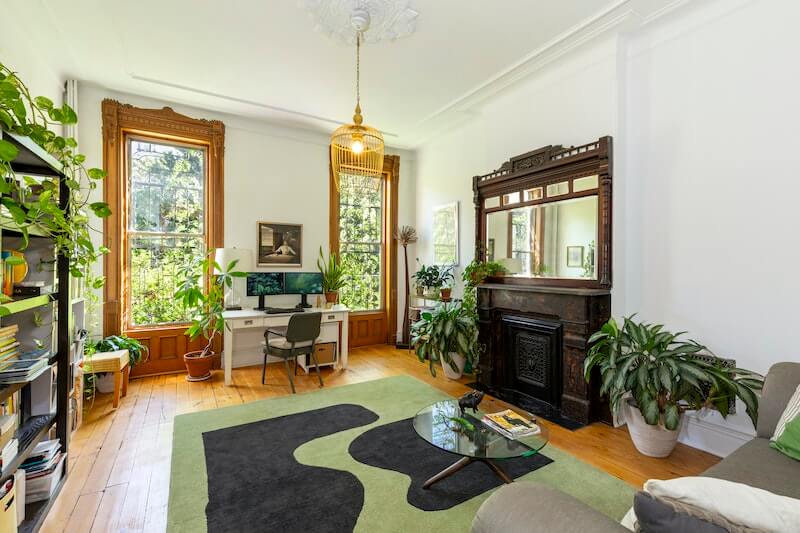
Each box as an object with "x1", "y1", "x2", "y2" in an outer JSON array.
[
  {"x1": 0, "y1": 63, "x2": 109, "y2": 288},
  {"x1": 411, "y1": 301, "x2": 478, "y2": 378},
  {"x1": 317, "y1": 246, "x2": 346, "y2": 303},
  {"x1": 584, "y1": 316, "x2": 763, "y2": 433},
  {"x1": 93, "y1": 335, "x2": 150, "y2": 369},
  {"x1": 174, "y1": 251, "x2": 246, "y2": 366}
]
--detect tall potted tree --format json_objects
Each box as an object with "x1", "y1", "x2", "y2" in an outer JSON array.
[
  {"x1": 174, "y1": 251, "x2": 245, "y2": 381},
  {"x1": 585, "y1": 316, "x2": 763, "y2": 457}
]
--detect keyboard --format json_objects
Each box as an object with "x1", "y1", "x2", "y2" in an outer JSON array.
[{"x1": 264, "y1": 306, "x2": 304, "y2": 314}]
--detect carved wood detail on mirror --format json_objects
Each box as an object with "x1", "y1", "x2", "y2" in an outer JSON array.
[{"x1": 472, "y1": 136, "x2": 613, "y2": 289}]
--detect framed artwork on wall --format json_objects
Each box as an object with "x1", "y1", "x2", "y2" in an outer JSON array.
[
  {"x1": 257, "y1": 222, "x2": 302, "y2": 267},
  {"x1": 566, "y1": 245, "x2": 584, "y2": 268},
  {"x1": 432, "y1": 202, "x2": 459, "y2": 265}
]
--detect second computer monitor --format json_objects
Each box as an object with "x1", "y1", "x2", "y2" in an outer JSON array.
[{"x1": 284, "y1": 272, "x2": 323, "y2": 295}]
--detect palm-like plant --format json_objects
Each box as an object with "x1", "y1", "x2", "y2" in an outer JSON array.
[
  {"x1": 411, "y1": 302, "x2": 478, "y2": 377},
  {"x1": 317, "y1": 246, "x2": 347, "y2": 292},
  {"x1": 584, "y1": 316, "x2": 763, "y2": 431}
]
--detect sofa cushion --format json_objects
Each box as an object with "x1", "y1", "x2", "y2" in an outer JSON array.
[
  {"x1": 757, "y1": 362, "x2": 800, "y2": 438},
  {"x1": 772, "y1": 414, "x2": 800, "y2": 461},
  {"x1": 633, "y1": 492, "x2": 727, "y2": 533},
  {"x1": 471, "y1": 482, "x2": 628, "y2": 533},
  {"x1": 703, "y1": 437, "x2": 800, "y2": 499}
]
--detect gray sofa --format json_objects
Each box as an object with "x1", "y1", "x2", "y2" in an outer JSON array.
[{"x1": 471, "y1": 362, "x2": 800, "y2": 533}]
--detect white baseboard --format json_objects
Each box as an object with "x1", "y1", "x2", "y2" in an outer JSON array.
[{"x1": 677, "y1": 411, "x2": 755, "y2": 458}]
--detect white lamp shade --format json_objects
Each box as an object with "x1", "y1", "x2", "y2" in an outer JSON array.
[{"x1": 214, "y1": 247, "x2": 255, "y2": 274}]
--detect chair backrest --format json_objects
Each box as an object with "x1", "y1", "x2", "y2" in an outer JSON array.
[
  {"x1": 285, "y1": 312, "x2": 322, "y2": 344},
  {"x1": 757, "y1": 362, "x2": 800, "y2": 438}
]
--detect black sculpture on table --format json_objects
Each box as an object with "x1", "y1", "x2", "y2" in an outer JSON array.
[{"x1": 458, "y1": 390, "x2": 484, "y2": 414}]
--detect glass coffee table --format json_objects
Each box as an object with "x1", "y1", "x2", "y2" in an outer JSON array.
[{"x1": 412, "y1": 399, "x2": 549, "y2": 488}]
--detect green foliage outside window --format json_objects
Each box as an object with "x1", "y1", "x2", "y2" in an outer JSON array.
[
  {"x1": 338, "y1": 173, "x2": 383, "y2": 311},
  {"x1": 128, "y1": 139, "x2": 206, "y2": 325}
]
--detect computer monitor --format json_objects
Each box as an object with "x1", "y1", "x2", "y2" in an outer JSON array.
[
  {"x1": 246, "y1": 273, "x2": 284, "y2": 310},
  {"x1": 284, "y1": 272, "x2": 323, "y2": 308}
]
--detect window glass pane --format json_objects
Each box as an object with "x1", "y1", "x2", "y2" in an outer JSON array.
[
  {"x1": 129, "y1": 139, "x2": 205, "y2": 234},
  {"x1": 503, "y1": 191, "x2": 520, "y2": 205},
  {"x1": 546, "y1": 181, "x2": 569, "y2": 197},
  {"x1": 338, "y1": 173, "x2": 383, "y2": 311},
  {"x1": 573, "y1": 175, "x2": 599, "y2": 192},
  {"x1": 484, "y1": 196, "x2": 500, "y2": 209},
  {"x1": 129, "y1": 235, "x2": 204, "y2": 326},
  {"x1": 127, "y1": 138, "x2": 207, "y2": 326}
]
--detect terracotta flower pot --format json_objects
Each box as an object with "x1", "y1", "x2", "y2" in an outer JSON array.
[
  {"x1": 440, "y1": 287, "x2": 452, "y2": 301},
  {"x1": 325, "y1": 291, "x2": 339, "y2": 304},
  {"x1": 184, "y1": 350, "x2": 214, "y2": 382}
]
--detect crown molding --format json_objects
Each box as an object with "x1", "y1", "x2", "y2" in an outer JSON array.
[{"x1": 406, "y1": 0, "x2": 692, "y2": 148}]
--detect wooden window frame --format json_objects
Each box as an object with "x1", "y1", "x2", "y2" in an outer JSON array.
[
  {"x1": 102, "y1": 100, "x2": 225, "y2": 337},
  {"x1": 329, "y1": 154, "x2": 399, "y2": 345}
]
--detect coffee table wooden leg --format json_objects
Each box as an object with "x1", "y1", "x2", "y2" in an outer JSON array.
[
  {"x1": 483, "y1": 459, "x2": 514, "y2": 484},
  {"x1": 422, "y1": 457, "x2": 473, "y2": 489}
]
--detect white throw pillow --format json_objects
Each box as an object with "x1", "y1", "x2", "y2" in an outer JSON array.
[
  {"x1": 772, "y1": 384, "x2": 800, "y2": 442},
  {"x1": 645, "y1": 477, "x2": 800, "y2": 532}
]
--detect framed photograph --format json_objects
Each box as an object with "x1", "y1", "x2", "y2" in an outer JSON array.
[
  {"x1": 257, "y1": 222, "x2": 302, "y2": 267},
  {"x1": 566, "y1": 246, "x2": 584, "y2": 268},
  {"x1": 432, "y1": 202, "x2": 459, "y2": 265}
]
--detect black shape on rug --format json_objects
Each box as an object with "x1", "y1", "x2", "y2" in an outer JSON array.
[
  {"x1": 202, "y1": 403, "x2": 379, "y2": 533},
  {"x1": 348, "y1": 418, "x2": 553, "y2": 511}
]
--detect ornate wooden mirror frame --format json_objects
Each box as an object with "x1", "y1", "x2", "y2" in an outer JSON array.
[{"x1": 473, "y1": 136, "x2": 612, "y2": 289}]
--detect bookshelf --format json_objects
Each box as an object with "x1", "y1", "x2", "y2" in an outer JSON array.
[{"x1": 0, "y1": 129, "x2": 73, "y2": 532}]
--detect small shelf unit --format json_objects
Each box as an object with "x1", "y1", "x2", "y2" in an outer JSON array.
[{"x1": 1, "y1": 129, "x2": 73, "y2": 532}]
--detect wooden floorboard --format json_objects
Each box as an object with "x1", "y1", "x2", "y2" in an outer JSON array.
[{"x1": 40, "y1": 345, "x2": 720, "y2": 532}]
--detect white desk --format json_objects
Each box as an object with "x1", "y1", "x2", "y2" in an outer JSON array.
[{"x1": 221, "y1": 306, "x2": 350, "y2": 386}]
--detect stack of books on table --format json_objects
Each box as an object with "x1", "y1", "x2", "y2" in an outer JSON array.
[
  {"x1": 21, "y1": 439, "x2": 64, "y2": 503},
  {"x1": 482, "y1": 409, "x2": 541, "y2": 440},
  {"x1": 0, "y1": 325, "x2": 20, "y2": 368},
  {"x1": 0, "y1": 357, "x2": 48, "y2": 385}
]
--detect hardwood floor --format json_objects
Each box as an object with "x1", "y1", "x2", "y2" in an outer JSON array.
[{"x1": 42, "y1": 345, "x2": 719, "y2": 532}]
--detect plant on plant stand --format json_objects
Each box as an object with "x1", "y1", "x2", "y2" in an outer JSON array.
[
  {"x1": 85, "y1": 335, "x2": 150, "y2": 395},
  {"x1": 412, "y1": 262, "x2": 437, "y2": 296},
  {"x1": 436, "y1": 264, "x2": 455, "y2": 300},
  {"x1": 411, "y1": 301, "x2": 478, "y2": 380},
  {"x1": 317, "y1": 246, "x2": 347, "y2": 304},
  {"x1": 584, "y1": 316, "x2": 763, "y2": 457},
  {"x1": 174, "y1": 251, "x2": 246, "y2": 381}
]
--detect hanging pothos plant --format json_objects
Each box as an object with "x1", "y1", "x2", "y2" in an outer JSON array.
[{"x1": 0, "y1": 62, "x2": 110, "y2": 292}]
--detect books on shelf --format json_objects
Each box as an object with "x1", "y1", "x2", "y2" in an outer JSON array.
[
  {"x1": 482, "y1": 409, "x2": 541, "y2": 440},
  {"x1": 22, "y1": 439, "x2": 64, "y2": 503},
  {"x1": 0, "y1": 358, "x2": 48, "y2": 384},
  {"x1": 0, "y1": 325, "x2": 19, "y2": 339},
  {"x1": 0, "y1": 437, "x2": 17, "y2": 470},
  {"x1": 0, "y1": 415, "x2": 17, "y2": 452}
]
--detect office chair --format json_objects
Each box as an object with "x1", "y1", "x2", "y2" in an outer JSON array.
[{"x1": 262, "y1": 312, "x2": 323, "y2": 393}]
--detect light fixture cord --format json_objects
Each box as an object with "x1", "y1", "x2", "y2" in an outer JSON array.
[{"x1": 356, "y1": 31, "x2": 361, "y2": 107}]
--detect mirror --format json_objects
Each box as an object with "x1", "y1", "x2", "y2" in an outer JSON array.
[{"x1": 485, "y1": 196, "x2": 597, "y2": 279}]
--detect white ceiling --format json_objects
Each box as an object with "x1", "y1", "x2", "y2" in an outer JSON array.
[{"x1": 16, "y1": 0, "x2": 673, "y2": 148}]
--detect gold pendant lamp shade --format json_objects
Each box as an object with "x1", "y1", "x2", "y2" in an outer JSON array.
[{"x1": 331, "y1": 32, "x2": 384, "y2": 190}]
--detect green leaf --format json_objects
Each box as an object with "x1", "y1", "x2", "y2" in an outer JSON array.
[
  {"x1": 87, "y1": 167, "x2": 106, "y2": 180},
  {"x1": 663, "y1": 402, "x2": 681, "y2": 430},
  {"x1": 33, "y1": 96, "x2": 54, "y2": 110},
  {"x1": 0, "y1": 139, "x2": 19, "y2": 161},
  {"x1": 1, "y1": 198, "x2": 26, "y2": 224},
  {"x1": 89, "y1": 202, "x2": 112, "y2": 218},
  {"x1": 640, "y1": 396, "x2": 661, "y2": 425}
]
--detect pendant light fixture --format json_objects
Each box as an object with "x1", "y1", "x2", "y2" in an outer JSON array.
[{"x1": 330, "y1": 8, "x2": 385, "y2": 191}]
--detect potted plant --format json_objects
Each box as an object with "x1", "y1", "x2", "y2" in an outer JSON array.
[
  {"x1": 87, "y1": 335, "x2": 149, "y2": 393},
  {"x1": 317, "y1": 246, "x2": 346, "y2": 304},
  {"x1": 174, "y1": 250, "x2": 246, "y2": 381},
  {"x1": 413, "y1": 262, "x2": 436, "y2": 296},
  {"x1": 584, "y1": 316, "x2": 763, "y2": 457},
  {"x1": 462, "y1": 259, "x2": 507, "y2": 286},
  {"x1": 411, "y1": 301, "x2": 478, "y2": 380},
  {"x1": 435, "y1": 265, "x2": 455, "y2": 300}
]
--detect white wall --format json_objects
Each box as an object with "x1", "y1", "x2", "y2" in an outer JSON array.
[
  {"x1": 414, "y1": 0, "x2": 800, "y2": 456},
  {"x1": 76, "y1": 84, "x2": 415, "y2": 338}
]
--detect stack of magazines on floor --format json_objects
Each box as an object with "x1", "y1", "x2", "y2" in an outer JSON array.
[
  {"x1": 482, "y1": 409, "x2": 541, "y2": 440},
  {"x1": 21, "y1": 439, "x2": 65, "y2": 502}
]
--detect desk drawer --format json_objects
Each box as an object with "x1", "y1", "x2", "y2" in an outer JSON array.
[{"x1": 231, "y1": 317, "x2": 266, "y2": 329}]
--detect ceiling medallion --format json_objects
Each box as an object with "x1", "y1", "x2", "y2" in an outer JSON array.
[{"x1": 301, "y1": 0, "x2": 419, "y2": 44}]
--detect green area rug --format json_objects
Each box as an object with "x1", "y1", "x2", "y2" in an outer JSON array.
[{"x1": 168, "y1": 375, "x2": 634, "y2": 532}]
